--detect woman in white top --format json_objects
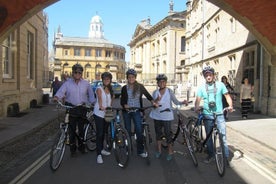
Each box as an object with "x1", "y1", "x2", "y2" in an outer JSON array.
[
  {"x1": 150, "y1": 74, "x2": 188, "y2": 161},
  {"x1": 94, "y1": 72, "x2": 113, "y2": 164},
  {"x1": 240, "y1": 77, "x2": 254, "y2": 119}
]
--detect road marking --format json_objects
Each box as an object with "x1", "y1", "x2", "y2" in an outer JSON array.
[{"x1": 9, "y1": 150, "x2": 50, "y2": 184}]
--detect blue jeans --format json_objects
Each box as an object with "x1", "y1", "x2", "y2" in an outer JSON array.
[
  {"x1": 203, "y1": 114, "x2": 229, "y2": 158},
  {"x1": 122, "y1": 111, "x2": 144, "y2": 154}
]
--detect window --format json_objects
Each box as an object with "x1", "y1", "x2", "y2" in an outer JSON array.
[
  {"x1": 2, "y1": 34, "x2": 13, "y2": 78},
  {"x1": 230, "y1": 17, "x2": 236, "y2": 33},
  {"x1": 105, "y1": 50, "x2": 111, "y2": 57},
  {"x1": 74, "y1": 48, "x2": 81, "y2": 56},
  {"x1": 64, "y1": 50, "x2": 69, "y2": 56},
  {"x1": 181, "y1": 36, "x2": 186, "y2": 52},
  {"x1": 96, "y1": 49, "x2": 102, "y2": 57},
  {"x1": 27, "y1": 31, "x2": 34, "y2": 79},
  {"x1": 85, "y1": 49, "x2": 91, "y2": 56},
  {"x1": 228, "y1": 54, "x2": 236, "y2": 69}
]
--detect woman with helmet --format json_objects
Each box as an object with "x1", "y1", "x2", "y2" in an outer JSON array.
[
  {"x1": 93, "y1": 72, "x2": 114, "y2": 164},
  {"x1": 54, "y1": 63, "x2": 96, "y2": 156},
  {"x1": 150, "y1": 74, "x2": 188, "y2": 161},
  {"x1": 194, "y1": 66, "x2": 233, "y2": 165},
  {"x1": 121, "y1": 68, "x2": 157, "y2": 158}
]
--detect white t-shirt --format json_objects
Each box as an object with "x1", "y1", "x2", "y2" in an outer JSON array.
[{"x1": 94, "y1": 86, "x2": 112, "y2": 118}]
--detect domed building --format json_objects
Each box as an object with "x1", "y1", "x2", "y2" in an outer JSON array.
[{"x1": 53, "y1": 14, "x2": 126, "y2": 82}]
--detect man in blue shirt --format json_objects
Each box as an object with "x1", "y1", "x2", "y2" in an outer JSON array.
[
  {"x1": 54, "y1": 64, "x2": 95, "y2": 155},
  {"x1": 195, "y1": 66, "x2": 233, "y2": 165}
]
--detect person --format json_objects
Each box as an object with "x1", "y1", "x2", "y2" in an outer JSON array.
[
  {"x1": 221, "y1": 76, "x2": 235, "y2": 120},
  {"x1": 50, "y1": 76, "x2": 62, "y2": 97},
  {"x1": 149, "y1": 74, "x2": 188, "y2": 161},
  {"x1": 240, "y1": 77, "x2": 254, "y2": 119},
  {"x1": 186, "y1": 80, "x2": 192, "y2": 101},
  {"x1": 120, "y1": 68, "x2": 157, "y2": 158},
  {"x1": 93, "y1": 72, "x2": 113, "y2": 164},
  {"x1": 194, "y1": 66, "x2": 233, "y2": 165},
  {"x1": 54, "y1": 64, "x2": 95, "y2": 156}
]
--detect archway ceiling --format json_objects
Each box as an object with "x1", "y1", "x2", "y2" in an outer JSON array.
[{"x1": 0, "y1": 0, "x2": 275, "y2": 54}]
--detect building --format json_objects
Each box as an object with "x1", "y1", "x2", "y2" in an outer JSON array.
[
  {"x1": 0, "y1": 11, "x2": 48, "y2": 117},
  {"x1": 53, "y1": 14, "x2": 126, "y2": 82},
  {"x1": 128, "y1": 1, "x2": 186, "y2": 83},
  {"x1": 185, "y1": 0, "x2": 275, "y2": 115}
]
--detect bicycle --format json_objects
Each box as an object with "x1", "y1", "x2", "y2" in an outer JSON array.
[
  {"x1": 187, "y1": 107, "x2": 233, "y2": 177},
  {"x1": 49, "y1": 101, "x2": 96, "y2": 171},
  {"x1": 125, "y1": 105, "x2": 158, "y2": 165},
  {"x1": 160, "y1": 103, "x2": 198, "y2": 167},
  {"x1": 104, "y1": 107, "x2": 131, "y2": 168}
]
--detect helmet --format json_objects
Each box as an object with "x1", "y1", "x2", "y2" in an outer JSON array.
[
  {"x1": 126, "y1": 68, "x2": 137, "y2": 77},
  {"x1": 72, "y1": 64, "x2": 83, "y2": 72},
  {"x1": 156, "y1": 74, "x2": 168, "y2": 81},
  {"x1": 101, "y1": 72, "x2": 112, "y2": 80},
  {"x1": 202, "y1": 66, "x2": 215, "y2": 76}
]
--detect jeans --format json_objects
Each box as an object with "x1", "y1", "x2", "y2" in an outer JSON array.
[
  {"x1": 68, "y1": 116, "x2": 86, "y2": 151},
  {"x1": 94, "y1": 115, "x2": 109, "y2": 155},
  {"x1": 122, "y1": 111, "x2": 144, "y2": 154},
  {"x1": 203, "y1": 114, "x2": 229, "y2": 158}
]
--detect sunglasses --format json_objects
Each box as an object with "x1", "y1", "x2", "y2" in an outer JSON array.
[{"x1": 74, "y1": 71, "x2": 82, "y2": 74}]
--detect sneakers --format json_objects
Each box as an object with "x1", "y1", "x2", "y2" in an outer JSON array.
[
  {"x1": 139, "y1": 152, "x2": 148, "y2": 158},
  {"x1": 166, "y1": 154, "x2": 173, "y2": 161},
  {"x1": 101, "y1": 149, "x2": 111, "y2": 156},
  {"x1": 203, "y1": 156, "x2": 215, "y2": 164},
  {"x1": 155, "y1": 152, "x2": 161, "y2": 159},
  {"x1": 97, "y1": 155, "x2": 103, "y2": 164}
]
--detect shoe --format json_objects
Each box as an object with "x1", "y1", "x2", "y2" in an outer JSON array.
[
  {"x1": 166, "y1": 154, "x2": 173, "y2": 161},
  {"x1": 139, "y1": 152, "x2": 148, "y2": 158},
  {"x1": 242, "y1": 116, "x2": 247, "y2": 120},
  {"x1": 101, "y1": 149, "x2": 111, "y2": 156},
  {"x1": 203, "y1": 156, "x2": 215, "y2": 164},
  {"x1": 155, "y1": 152, "x2": 161, "y2": 159},
  {"x1": 97, "y1": 155, "x2": 103, "y2": 164}
]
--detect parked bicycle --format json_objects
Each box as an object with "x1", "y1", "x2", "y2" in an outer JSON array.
[
  {"x1": 187, "y1": 107, "x2": 233, "y2": 177},
  {"x1": 49, "y1": 101, "x2": 96, "y2": 171},
  {"x1": 104, "y1": 107, "x2": 131, "y2": 168},
  {"x1": 160, "y1": 102, "x2": 198, "y2": 166}
]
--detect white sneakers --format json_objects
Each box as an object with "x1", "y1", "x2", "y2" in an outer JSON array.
[
  {"x1": 139, "y1": 152, "x2": 148, "y2": 158},
  {"x1": 97, "y1": 150, "x2": 111, "y2": 164},
  {"x1": 97, "y1": 155, "x2": 103, "y2": 164}
]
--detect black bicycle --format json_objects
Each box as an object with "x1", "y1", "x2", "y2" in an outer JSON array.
[
  {"x1": 49, "y1": 101, "x2": 96, "y2": 171},
  {"x1": 104, "y1": 107, "x2": 131, "y2": 168},
  {"x1": 160, "y1": 104, "x2": 198, "y2": 167},
  {"x1": 187, "y1": 107, "x2": 232, "y2": 177}
]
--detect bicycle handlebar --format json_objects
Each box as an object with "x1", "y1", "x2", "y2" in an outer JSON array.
[
  {"x1": 56, "y1": 100, "x2": 94, "y2": 110},
  {"x1": 159, "y1": 101, "x2": 193, "y2": 113}
]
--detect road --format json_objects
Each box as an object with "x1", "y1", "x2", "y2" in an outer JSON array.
[{"x1": 9, "y1": 98, "x2": 274, "y2": 184}]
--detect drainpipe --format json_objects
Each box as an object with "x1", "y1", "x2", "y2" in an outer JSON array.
[{"x1": 258, "y1": 44, "x2": 263, "y2": 112}]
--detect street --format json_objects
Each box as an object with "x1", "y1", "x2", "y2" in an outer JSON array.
[{"x1": 7, "y1": 97, "x2": 274, "y2": 184}]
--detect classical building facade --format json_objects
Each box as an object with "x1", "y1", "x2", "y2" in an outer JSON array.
[
  {"x1": 185, "y1": 0, "x2": 276, "y2": 115},
  {"x1": 53, "y1": 14, "x2": 126, "y2": 82},
  {"x1": 128, "y1": 2, "x2": 186, "y2": 83},
  {"x1": 0, "y1": 11, "x2": 48, "y2": 117}
]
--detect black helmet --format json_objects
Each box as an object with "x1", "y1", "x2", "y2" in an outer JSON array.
[
  {"x1": 202, "y1": 66, "x2": 215, "y2": 76},
  {"x1": 101, "y1": 72, "x2": 112, "y2": 80},
  {"x1": 72, "y1": 64, "x2": 83, "y2": 72},
  {"x1": 156, "y1": 74, "x2": 168, "y2": 81},
  {"x1": 126, "y1": 68, "x2": 137, "y2": 77}
]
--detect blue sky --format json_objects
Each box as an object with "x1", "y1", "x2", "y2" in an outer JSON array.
[{"x1": 44, "y1": 0, "x2": 186, "y2": 61}]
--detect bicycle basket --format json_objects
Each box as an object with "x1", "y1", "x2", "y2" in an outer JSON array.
[{"x1": 104, "y1": 107, "x2": 114, "y2": 122}]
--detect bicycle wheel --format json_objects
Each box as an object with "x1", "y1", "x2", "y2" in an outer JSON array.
[
  {"x1": 214, "y1": 131, "x2": 226, "y2": 177},
  {"x1": 187, "y1": 119, "x2": 201, "y2": 152},
  {"x1": 143, "y1": 125, "x2": 151, "y2": 165},
  {"x1": 113, "y1": 127, "x2": 131, "y2": 168},
  {"x1": 84, "y1": 122, "x2": 96, "y2": 151},
  {"x1": 49, "y1": 128, "x2": 67, "y2": 171},
  {"x1": 183, "y1": 128, "x2": 198, "y2": 167}
]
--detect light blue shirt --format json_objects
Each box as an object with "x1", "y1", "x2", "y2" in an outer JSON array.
[
  {"x1": 55, "y1": 78, "x2": 95, "y2": 105},
  {"x1": 197, "y1": 81, "x2": 228, "y2": 115}
]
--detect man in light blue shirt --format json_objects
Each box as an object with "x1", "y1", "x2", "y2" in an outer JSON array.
[
  {"x1": 54, "y1": 64, "x2": 95, "y2": 155},
  {"x1": 195, "y1": 66, "x2": 233, "y2": 165}
]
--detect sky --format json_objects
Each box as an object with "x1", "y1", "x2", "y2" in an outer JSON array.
[{"x1": 44, "y1": 0, "x2": 186, "y2": 61}]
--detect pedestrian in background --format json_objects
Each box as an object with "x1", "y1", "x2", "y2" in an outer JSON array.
[
  {"x1": 121, "y1": 68, "x2": 157, "y2": 158},
  {"x1": 221, "y1": 76, "x2": 234, "y2": 120},
  {"x1": 150, "y1": 74, "x2": 188, "y2": 161},
  {"x1": 186, "y1": 80, "x2": 192, "y2": 101},
  {"x1": 54, "y1": 64, "x2": 95, "y2": 156},
  {"x1": 50, "y1": 76, "x2": 62, "y2": 97},
  {"x1": 93, "y1": 72, "x2": 114, "y2": 164},
  {"x1": 240, "y1": 77, "x2": 254, "y2": 119}
]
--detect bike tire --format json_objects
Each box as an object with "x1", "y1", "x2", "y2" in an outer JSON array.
[
  {"x1": 84, "y1": 122, "x2": 96, "y2": 151},
  {"x1": 214, "y1": 131, "x2": 226, "y2": 177},
  {"x1": 183, "y1": 128, "x2": 198, "y2": 167},
  {"x1": 143, "y1": 125, "x2": 151, "y2": 165},
  {"x1": 113, "y1": 127, "x2": 131, "y2": 168},
  {"x1": 161, "y1": 129, "x2": 177, "y2": 149},
  {"x1": 187, "y1": 119, "x2": 201, "y2": 152},
  {"x1": 49, "y1": 128, "x2": 66, "y2": 171}
]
